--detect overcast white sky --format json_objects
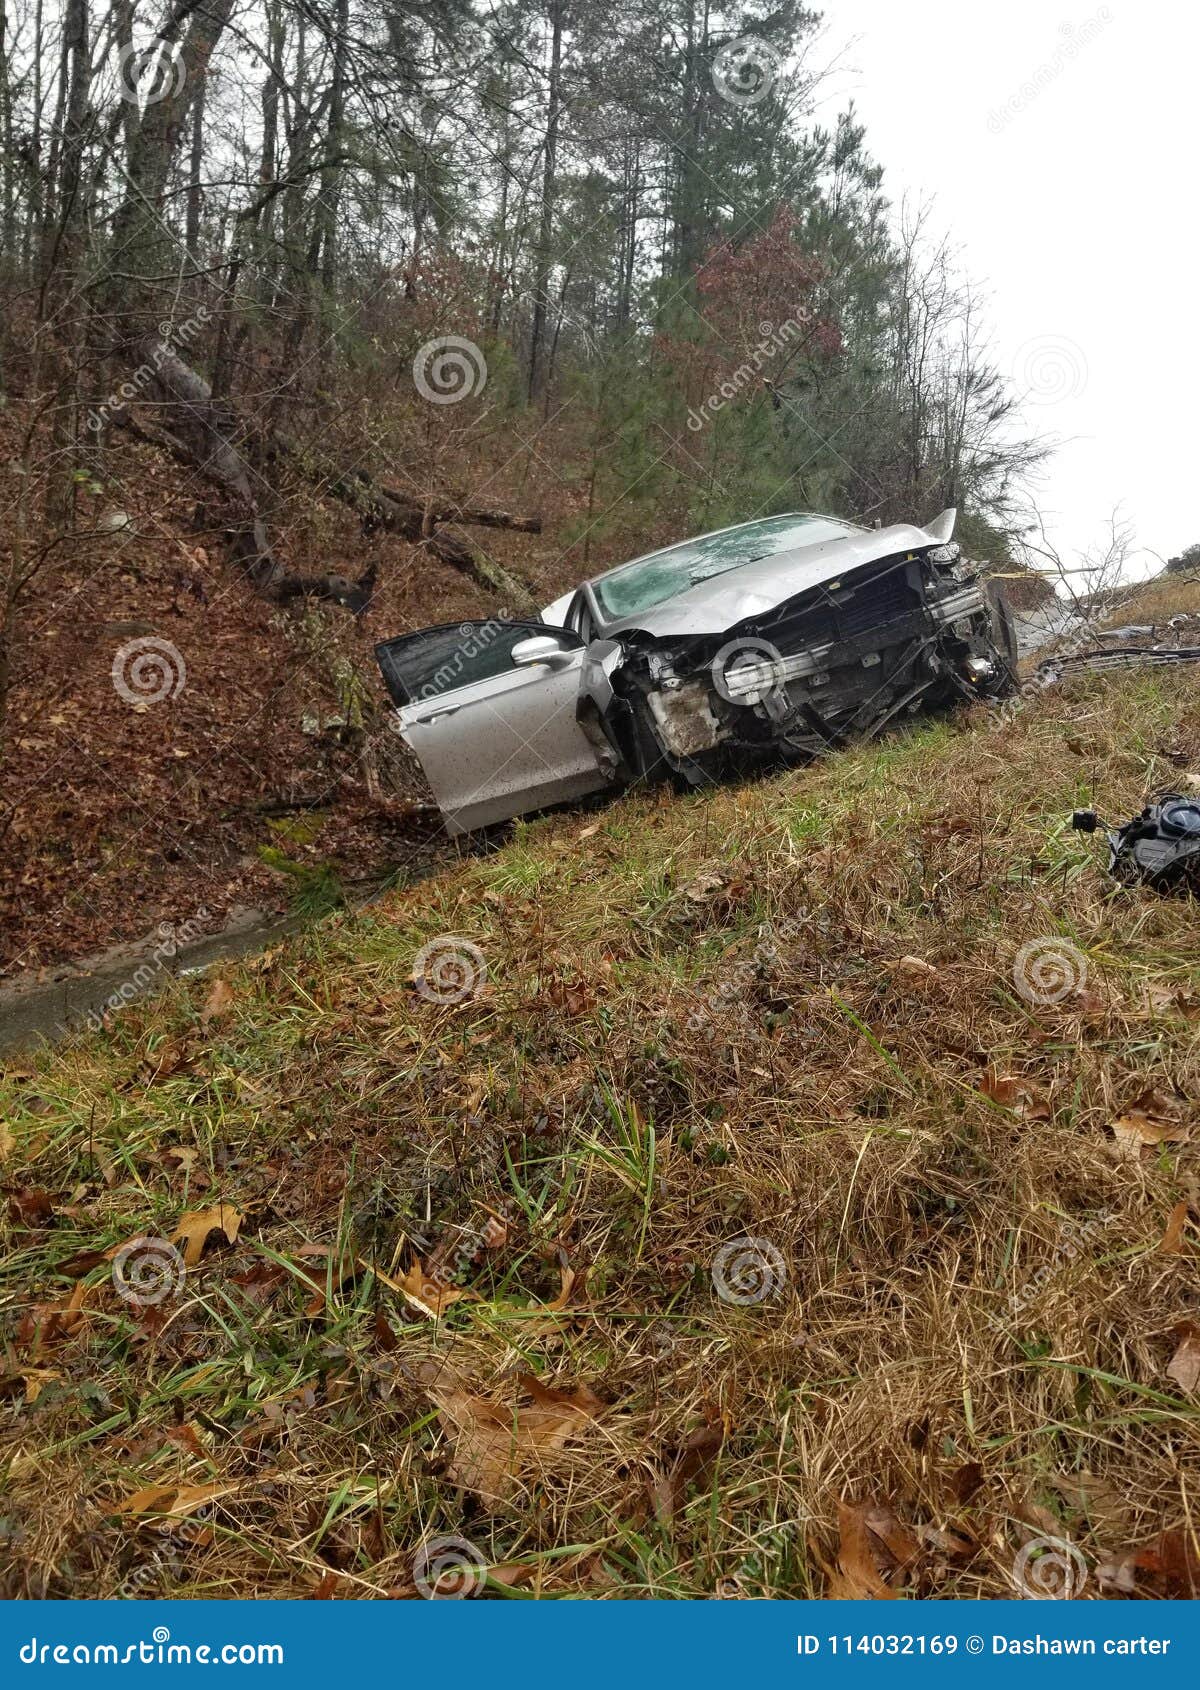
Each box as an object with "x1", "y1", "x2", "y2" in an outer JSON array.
[{"x1": 817, "y1": 1, "x2": 1196, "y2": 577}]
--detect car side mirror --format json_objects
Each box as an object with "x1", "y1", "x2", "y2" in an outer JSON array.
[{"x1": 510, "y1": 634, "x2": 575, "y2": 671}]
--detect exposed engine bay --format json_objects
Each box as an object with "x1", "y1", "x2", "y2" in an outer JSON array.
[{"x1": 586, "y1": 544, "x2": 1017, "y2": 783}]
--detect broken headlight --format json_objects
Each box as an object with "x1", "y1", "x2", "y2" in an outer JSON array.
[{"x1": 926, "y1": 542, "x2": 973, "y2": 584}]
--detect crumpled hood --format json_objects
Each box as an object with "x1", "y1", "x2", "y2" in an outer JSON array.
[{"x1": 604, "y1": 521, "x2": 945, "y2": 640}]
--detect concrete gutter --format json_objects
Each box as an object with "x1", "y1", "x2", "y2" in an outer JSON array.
[{"x1": 0, "y1": 907, "x2": 298, "y2": 1057}]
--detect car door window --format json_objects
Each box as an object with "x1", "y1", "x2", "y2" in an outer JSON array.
[{"x1": 375, "y1": 620, "x2": 582, "y2": 706}]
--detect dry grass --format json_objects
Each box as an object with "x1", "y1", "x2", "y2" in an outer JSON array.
[{"x1": 3, "y1": 581, "x2": 1200, "y2": 1600}]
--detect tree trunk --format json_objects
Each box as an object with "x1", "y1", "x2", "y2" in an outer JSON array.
[
  {"x1": 186, "y1": 75, "x2": 205, "y2": 253},
  {"x1": 527, "y1": 0, "x2": 563, "y2": 403},
  {"x1": 42, "y1": 0, "x2": 88, "y2": 530}
]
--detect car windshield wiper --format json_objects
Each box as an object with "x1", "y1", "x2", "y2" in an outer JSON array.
[{"x1": 687, "y1": 554, "x2": 768, "y2": 584}]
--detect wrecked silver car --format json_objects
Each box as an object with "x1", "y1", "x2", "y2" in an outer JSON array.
[{"x1": 375, "y1": 510, "x2": 1018, "y2": 835}]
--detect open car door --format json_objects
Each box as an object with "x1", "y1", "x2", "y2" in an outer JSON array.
[{"x1": 375, "y1": 620, "x2": 617, "y2": 835}]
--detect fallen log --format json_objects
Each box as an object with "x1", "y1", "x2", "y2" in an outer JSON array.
[
  {"x1": 133, "y1": 337, "x2": 283, "y2": 593},
  {"x1": 112, "y1": 389, "x2": 540, "y2": 610},
  {"x1": 383, "y1": 493, "x2": 542, "y2": 534},
  {"x1": 424, "y1": 529, "x2": 537, "y2": 611},
  {"x1": 263, "y1": 439, "x2": 541, "y2": 536}
]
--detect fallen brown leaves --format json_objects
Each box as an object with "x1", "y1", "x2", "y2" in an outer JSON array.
[
  {"x1": 1159, "y1": 1198, "x2": 1192, "y2": 1254},
  {"x1": 416, "y1": 1362, "x2": 607, "y2": 1504},
  {"x1": 170, "y1": 1203, "x2": 243, "y2": 1266},
  {"x1": 19, "y1": 1280, "x2": 100, "y2": 1355},
  {"x1": 1108, "y1": 1089, "x2": 1190, "y2": 1163},
  {"x1": 1097, "y1": 1528, "x2": 1200, "y2": 1597},
  {"x1": 0, "y1": 1365, "x2": 63, "y2": 1404},
  {"x1": 199, "y1": 978, "x2": 236, "y2": 1025},
  {"x1": 650, "y1": 1415, "x2": 728, "y2": 1523},
  {"x1": 979, "y1": 1070, "x2": 1050, "y2": 1120},
  {"x1": 392, "y1": 1259, "x2": 478, "y2": 1319},
  {"x1": 116, "y1": 1480, "x2": 241, "y2": 1519},
  {"x1": 827, "y1": 1500, "x2": 923, "y2": 1598},
  {"x1": 1166, "y1": 1322, "x2": 1200, "y2": 1394},
  {"x1": 291, "y1": 1243, "x2": 477, "y2": 1319}
]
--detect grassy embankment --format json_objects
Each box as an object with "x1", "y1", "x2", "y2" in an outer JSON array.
[{"x1": 2, "y1": 577, "x2": 1199, "y2": 1598}]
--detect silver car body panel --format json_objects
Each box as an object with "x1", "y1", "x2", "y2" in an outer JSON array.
[
  {"x1": 382, "y1": 507, "x2": 1010, "y2": 834},
  {"x1": 397, "y1": 647, "x2": 616, "y2": 836},
  {"x1": 594, "y1": 519, "x2": 954, "y2": 639}
]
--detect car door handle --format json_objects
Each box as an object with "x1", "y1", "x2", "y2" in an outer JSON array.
[{"x1": 416, "y1": 702, "x2": 462, "y2": 722}]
